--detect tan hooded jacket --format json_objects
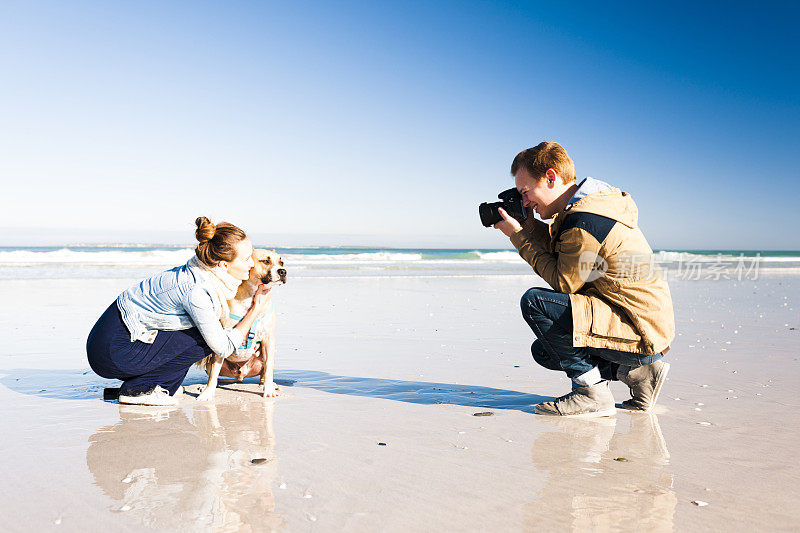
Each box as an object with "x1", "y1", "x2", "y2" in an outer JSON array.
[{"x1": 509, "y1": 185, "x2": 675, "y2": 355}]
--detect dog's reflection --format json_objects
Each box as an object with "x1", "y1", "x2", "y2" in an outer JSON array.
[
  {"x1": 86, "y1": 400, "x2": 284, "y2": 531},
  {"x1": 525, "y1": 413, "x2": 676, "y2": 531}
]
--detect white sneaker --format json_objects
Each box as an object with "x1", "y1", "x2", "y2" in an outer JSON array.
[{"x1": 119, "y1": 386, "x2": 179, "y2": 406}]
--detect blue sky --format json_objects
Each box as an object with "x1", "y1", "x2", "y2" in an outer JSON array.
[{"x1": 1, "y1": 1, "x2": 797, "y2": 249}]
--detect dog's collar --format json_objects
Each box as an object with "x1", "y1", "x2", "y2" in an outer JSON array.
[
  {"x1": 228, "y1": 301, "x2": 274, "y2": 323},
  {"x1": 229, "y1": 301, "x2": 275, "y2": 350}
]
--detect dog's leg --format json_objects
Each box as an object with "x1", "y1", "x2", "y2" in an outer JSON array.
[
  {"x1": 257, "y1": 341, "x2": 266, "y2": 386},
  {"x1": 197, "y1": 354, "x2": 223, "y2": 402},
  {"x1": 261, "y1": 328, "x2": 278, "y2": 398}
]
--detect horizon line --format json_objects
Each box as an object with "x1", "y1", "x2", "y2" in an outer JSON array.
[{"x1": 0, "y1": 243, "x2": 798, "y2": 253}]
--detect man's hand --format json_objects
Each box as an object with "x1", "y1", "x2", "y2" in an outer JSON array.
[{"x1": 493, "y1": 207, "x2": 522, "y2": 237}]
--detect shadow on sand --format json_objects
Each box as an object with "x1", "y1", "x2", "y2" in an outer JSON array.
[{"x1": 0, "y1": 368, "x2": 553, "y2": 413}]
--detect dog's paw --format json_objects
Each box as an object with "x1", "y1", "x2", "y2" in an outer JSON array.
[
  {"x1": 262, "y1": 382, "x2": 279, "y2": 398},
  {"x1": 196, "y1": 389, "x2": 215, "y2": 402}
]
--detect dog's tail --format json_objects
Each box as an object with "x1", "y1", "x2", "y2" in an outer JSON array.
[{"x1": 195, "y1": 354, "x2": 215, "y2": 371}]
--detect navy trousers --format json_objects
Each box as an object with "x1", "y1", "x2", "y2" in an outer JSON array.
[
  {"x1": 520, "y1": 287, "x2": 662, "y2": 381},
  {"x1": 86, "y1": 303, "x2": 210, "y2": 396}
]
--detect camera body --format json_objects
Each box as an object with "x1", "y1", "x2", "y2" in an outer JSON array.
[{"x1": 479, "y1": 188, "x2": 528, "y2": 227}]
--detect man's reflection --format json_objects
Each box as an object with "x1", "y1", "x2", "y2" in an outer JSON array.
[
  {"x1": 86, "y1": 399, "x2": 283, "y2": 531},
  {"x1": 525, "y1": 414, "x2": 676, "y2": 531}
]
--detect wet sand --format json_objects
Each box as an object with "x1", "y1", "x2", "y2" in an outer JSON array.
[{"x1": 1, "y1": 273, "x2": 798, "y2": 531}]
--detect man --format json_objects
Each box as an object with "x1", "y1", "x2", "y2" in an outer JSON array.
[{"x1": 494, "y1": 142, "x2": 675, "y2": 417}]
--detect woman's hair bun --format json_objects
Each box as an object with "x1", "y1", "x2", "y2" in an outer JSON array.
[
  {"x1": 193, "y1": 216, "x2": 247, "y2": 267},
  {"x1": 195, "y1": 216, "x2": 216, "y2": 243}
]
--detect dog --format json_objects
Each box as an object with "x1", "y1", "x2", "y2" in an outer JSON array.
[{"x1": 196, "y1": 249, "x2": 287, "y2": 401}]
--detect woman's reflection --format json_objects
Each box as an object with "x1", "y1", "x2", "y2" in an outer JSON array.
[{"x1": 86, "y1": 399, "x2": 284, "y2": 531}]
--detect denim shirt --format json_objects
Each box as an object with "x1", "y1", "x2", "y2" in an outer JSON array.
[{"x1": 116, "y1": 259, "x2": 243, "y2": 357}]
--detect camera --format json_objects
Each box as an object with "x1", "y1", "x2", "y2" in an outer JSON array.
[{"x1": 479, "y1": 188, "x2": 527, "y2": 227}]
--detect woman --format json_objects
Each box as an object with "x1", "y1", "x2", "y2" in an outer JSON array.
[{"x1": 86, "y1": 217, "x2": 271, "y2": 406}]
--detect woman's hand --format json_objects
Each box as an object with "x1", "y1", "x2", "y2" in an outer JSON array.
[
  {"x1": 233, "y1": 285, "x2": 271, "y2": 341},
  {"x1": 249, "y1": 285, "x2": 272, "y2": 315}
]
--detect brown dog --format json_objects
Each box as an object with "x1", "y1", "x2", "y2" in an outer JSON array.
[{"x1": 196, "y1": 249, "x2": 286, "y2": 401}]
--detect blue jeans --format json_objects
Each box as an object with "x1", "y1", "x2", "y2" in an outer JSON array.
[
  {"x1": 86, "y1": 302, "x2": 210, "y2": 396},
  {"x1": 520, "y1": 287, "x2": 662, "y2": 382}
]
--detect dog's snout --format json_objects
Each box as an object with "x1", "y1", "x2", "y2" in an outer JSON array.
[{"x1": 278, "y1": 268, "x2": 287, "y2": 279}]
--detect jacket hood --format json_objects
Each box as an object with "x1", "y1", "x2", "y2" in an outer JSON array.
[{"x1": 562, "y1": 185, "x2": 638, "y2": 229}]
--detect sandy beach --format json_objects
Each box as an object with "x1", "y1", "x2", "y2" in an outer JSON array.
[{"x1": 1, "y1": 270, "x2": 799, "y2": 531}]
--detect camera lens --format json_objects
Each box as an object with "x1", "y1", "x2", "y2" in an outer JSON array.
[{"x1": 479, "y1": 202, "x2": 502, "y2": 227}]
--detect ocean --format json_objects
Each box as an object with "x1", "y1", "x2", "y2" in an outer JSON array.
[{"x1": 1, "y1": 245, "x2": 799, "y2": 280}]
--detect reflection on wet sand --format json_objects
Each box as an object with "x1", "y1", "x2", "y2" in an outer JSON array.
[
  {"x1": 525, "y1": 413, "x2": 676, "y2": 531},
  {"x1": 86, "y1": 392, "x2": 284, "y2": 531}
]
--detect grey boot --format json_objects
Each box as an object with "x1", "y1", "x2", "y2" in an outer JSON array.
[
  {"x1": 617, "y1": 360, "x2": 670, "y2": 411},
  {"x1": 535, "y1": 381, "x2": 616, "y2": 418}
]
